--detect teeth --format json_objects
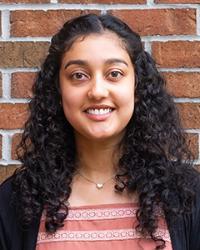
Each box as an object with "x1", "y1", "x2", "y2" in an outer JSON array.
[{"x1": 86, "y1": 108, "x2": 112, "y2": 115}]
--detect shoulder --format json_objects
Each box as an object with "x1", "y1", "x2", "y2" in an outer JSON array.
[{"x1": 0, "y1": 176, "x2": 14, "y2": 211}]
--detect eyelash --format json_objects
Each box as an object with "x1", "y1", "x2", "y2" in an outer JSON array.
[
  {"x1": 70, "y1": 70, "x2": 124, "y2": 82},
  {"x1": 107, "y1": 70, "x2": 123, "y2": 80},
  {"x1": 71, "y1": 72, "x2": 88, "y2": 81}
]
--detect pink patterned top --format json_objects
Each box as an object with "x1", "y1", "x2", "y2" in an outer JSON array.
[{"x1": 36, "y1": 203, "x2": 172, "y2": 250}]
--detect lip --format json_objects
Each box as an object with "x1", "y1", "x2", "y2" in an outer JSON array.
[{"x1": 84, "y1": 105, "x2": 115, "y2": 121}]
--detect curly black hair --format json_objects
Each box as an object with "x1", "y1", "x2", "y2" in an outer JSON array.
[{"x1": 12, "y1": 13, "x2": 199, "y2": 249}]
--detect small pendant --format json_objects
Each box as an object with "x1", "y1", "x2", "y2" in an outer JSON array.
[{"x1": 96, "y1": 183, "x2": 103, "y2": 189}]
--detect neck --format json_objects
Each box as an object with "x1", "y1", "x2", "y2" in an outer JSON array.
[{"x1": 75, "y1": 134, "x2": 122, "y2": 180}]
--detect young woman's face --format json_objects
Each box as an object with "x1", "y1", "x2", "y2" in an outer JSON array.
[{"x1": 59, "y1": 31, "x2": 135, "y2": 143}]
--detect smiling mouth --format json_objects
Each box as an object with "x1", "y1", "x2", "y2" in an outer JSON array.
[{"x1": 85, "y1": 108, "x2": 114, "y2": 115}]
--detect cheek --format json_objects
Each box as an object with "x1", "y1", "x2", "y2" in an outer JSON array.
[
  {"x1": 118, "y1": 83, "x2": 135, "y2": 108},
  {"x1": 61, "y1": 91, "x2": 79, "y2": 121}
]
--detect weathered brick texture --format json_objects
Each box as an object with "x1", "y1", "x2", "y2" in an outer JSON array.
[
  {"x1": 0, "y1": 104, "x2": 28, "y2": 129},
  {"x1": 178, "y1": 103, "x2": 200, "y2": 129},
  {"x1": 164, "y1": 72, "x2": 200, "y2": 98},
  {"x1": 11, "y1": 10, "x2": 99, "y2": 37},
  {"x1": 155, "y1": 0, "x2": 200, "y2": 3},
  {"x1": 0, "y1": 73, "x2": 2, "y2": 97},
  {"x1": 0, "y1": 165, "x2": 20, "y2": 183},
  {"x1": 0, "y1": 0, "x2": 50, "y2": 3},
  {"x1": 152, "y1": 42, "x2": 200, "y2": 68},
  {"x1": 59, "y1": 0, "x2": 146, "y2": 3},
  {"x1": 185, "y1": 133, "x2": 199, "y2": 160},
  {"x1": 11, "y1": 72, "x2": 37, "y2": 98},
  {"x1": 110, "y1": 9, "x2": 196, "y2": 36},
  {"x1": 0, "y1": 42, "x2": 49, "y2": 68},
  {"x1": 0, "y1": 12, "x2": 1, "y2": 37},
  {"x1": 11, "y1": 133, "x2": 21, "y2": 160}
]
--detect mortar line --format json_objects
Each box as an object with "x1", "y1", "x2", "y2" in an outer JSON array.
[
  {"x1": 185, "y1": 129, "x2": 200, "y2": 133},
  {"x1": 1, "y1": 10, "x2": 10, "y2": 39},
  {"x1": 173, "y1": 98, "x2": 200, "y2": 103},
  {"x1": 197, "y1": 6, "x2": 200, "y2": 35},
  {"x1": 0, "y1": 98, "x2": 30, "y2": 103},
  {"x1": 0, "y1": 35, "x2": 200, "y2": 42},
  {"x1": 159, "y1": 68, "x2": 200, "y2": 72},
  {"x1": 2, "y1": 72, "x2": 11, "y2": 99},
  {"x1": 0, "y1": 68, "x2": 39, "y2": 73},
  {"x1": 144, "y1": 41, "x2": 152, "y2": 54},
  {"x1": 0, "y1": 130, "x2": 23, "y2": 136},
  {"x1": 0, "y1": 160, "x2": 21, "y2": 165},
  {"x1": 1, "y1": 68, "x2": 200, "y2": 73},
  {"x1": 147, "y1": 0, "x2": 155, "y2": 6},
  {"x1": 2, "y1": 133, "x2": 11, "y2": 161}
]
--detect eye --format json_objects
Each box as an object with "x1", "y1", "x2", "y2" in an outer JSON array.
[
  {"x1": 107, "y1": 70, "x2": 123, "y2": 81},
  {"x1": 71, "y1": 72, "x2": 88, "y2": 81}
]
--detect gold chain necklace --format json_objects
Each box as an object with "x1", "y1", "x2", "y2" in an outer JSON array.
[{"x1": 78, "y1": 171, "x2": 116, "y2": 190}]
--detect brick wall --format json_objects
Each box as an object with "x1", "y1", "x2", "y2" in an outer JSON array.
[{"x1": 0, "y1": 0, "x2": 200, "y2": 182}]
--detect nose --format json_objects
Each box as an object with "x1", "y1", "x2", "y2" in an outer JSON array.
[{"x1": 87, "y1": 76, "x2": 109, "y2": 100}]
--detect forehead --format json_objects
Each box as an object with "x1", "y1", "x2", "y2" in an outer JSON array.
[{"x1": 61, "y1": 31, "x2": 131, "y2": 63}]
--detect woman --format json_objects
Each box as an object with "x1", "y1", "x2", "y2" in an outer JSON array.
[{"x1": 0, "y1": 14, "x2": 199, "y2": 250}]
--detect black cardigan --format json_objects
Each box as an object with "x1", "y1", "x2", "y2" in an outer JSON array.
[{"x1": 0, "y1": 177, "x2": 200, "y2": 250}]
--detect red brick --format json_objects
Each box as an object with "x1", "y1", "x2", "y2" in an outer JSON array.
[
  {"x1": 0, "y1": 135, "x2": 2, "y2": 159},
  {"x1": 177, "y1": 103, "x2": 200, "y2": 129},
  {"x1": 11, "y1": 133, "x2": 22, "y2": 160},
  {"x1": 152, "y1": 42, "x2": 200, "y2": 68},
  {"x1": 0, "y1": 42, "x2": 49, "y2": 68},
  {"x1": 155, "y1": 0, "x2": 200, "y2": 3},
  {"x1": 0, "y1": 165, "x2": 20, "y2": 184},
  {"x1": 0, "y1": 0, "x2": 49, "y2": 3},
  {"x1": 0, "y1": 12, "x2": 1, "y2": 37},
  {"x1": 111, "y1": 9, "x2": 196, "y2": 36},
  {"x1": 11, "y1": 10, "x2": 99, "y2": 37},
  {"x1": 59, "y1": 0, "x2": 145, "y2": 3},
  {"x1": 185, "y1": 133, "x2": 199, "y2": 159},
  {"x1": 0, "y1": 73, "x2": 2, "y2": 97},
  {"x1": 0, "y1": 104, "x2": 28, "y2": 129},
  {"x1": 164, "y1": 72, "x2": 200, "y2": 98},
  {"x1": 11, "y1": 72, "x2": 37, "y2": 98}
]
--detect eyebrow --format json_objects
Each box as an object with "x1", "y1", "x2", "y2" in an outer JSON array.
[{"x1": 64, "y1": 58, "x2": 129, "y2": 69}]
